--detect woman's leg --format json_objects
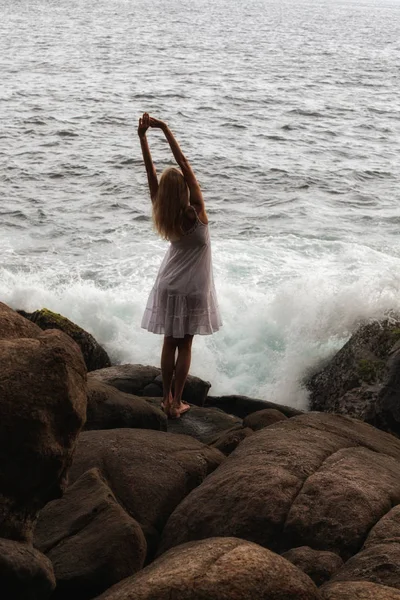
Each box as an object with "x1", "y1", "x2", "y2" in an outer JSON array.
[
  {"x1": 173, "y1": 334, "x2": 194, "y2": 414},
  {"x1": 161, "y1": 336, "x2": 177, "y2": 412}
]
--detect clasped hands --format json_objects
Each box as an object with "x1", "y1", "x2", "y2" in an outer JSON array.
[{"x1": 138, "y1": 113, "x2": 166, "y2": 138}]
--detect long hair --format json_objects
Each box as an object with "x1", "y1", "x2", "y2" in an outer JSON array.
[{"x1": 153, "y1": 167, "x2": 189, "y2": 240}]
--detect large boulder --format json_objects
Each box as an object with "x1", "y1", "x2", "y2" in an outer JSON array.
[
  {"x1": 0, "y1": 329, "x2": 87, "y2": 542},
  {"x1": 206, "y1": 394, "x2": 303, "y2": 418},
  {"x1": 35, "y1": 468, "x2": 146, "y2": 599},
  {"x1": 94, "y1": 537, "x2": 322, "y2": 600},
  {"x1": 18, "y1": 308, "x2": 111, "y2": 371},
  {"x1": 282, "y1": 547, "x2": 344, "y2": 587},
  {"x1": 0, "y1": 301, "x2": 41, "y2": 339},
  {"x1": 86, "y1": 380, "x2": 167, "y2": 431},
  {"x1": 159, "y1": 413, "x2": 400, "y2": 567},
  {"x1": 0, "y1": 538, "x2": 56, "y2": 600},
  {"x1": 69, "y1": 428, "x2": 224, "y2": 558},
  {"x1": 308, "y1": 319, "x2": 400, "y2": 435},
  {"x1": 89, "y1": 365, "x2": 211, "y2": 406},
  {"x1": 320, "y1": 581, "x2": 400, "y2": 599}
]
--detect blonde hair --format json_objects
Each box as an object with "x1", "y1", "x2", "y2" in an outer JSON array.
[{"x1": 153, "y1": 167, "x2": 189, "y2": 240}]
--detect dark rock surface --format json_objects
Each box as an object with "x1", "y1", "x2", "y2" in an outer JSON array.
[
  {"x1": 89, "y1": 365, "x2": 210, "y2": 406},
  {"x1": 0, "y1": 538, "x2": 56, "y2": 600},
  {"x1": 94, "y1": 537, "x2": 321, "y2": 600},
  {"x1": 0, "y1": 329, "x2": 87, "y2": 542},
  {"x1": 282, "y1": 546, "x2": 344, "y2": 586},
  {"x1": 308, "y1": 319, "x2": 400, "y2": 435},
  {"x1": 69, "y1": 429, "x2": 224, "y2": 558},
  {"x1": 244, "y1": 408, "x2": 288, "y2": 430},
  {"x1": 35, "y1": 468, "x2": 146, "y2": 599},
  {"x1": 86, "y1": 379, "x2": 167, "y2": 431},
  {"x1": 206, "y1": 393, "x2": 303, "y2": 418},
  {"x1": 159, "y1": 413, "x2": 400, "y2": 561},
  {"x1": 18, "y1": 307, "x2": 111, "y2": 371}
]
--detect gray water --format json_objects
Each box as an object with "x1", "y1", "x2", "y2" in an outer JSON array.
[{"x1": 1, "y1": 0, "x2": 400, "y2": 407}]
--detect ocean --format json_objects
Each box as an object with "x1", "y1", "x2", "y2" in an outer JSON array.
[{"x1": 1, "y1": 0, "x2": 400, "y2": 408}]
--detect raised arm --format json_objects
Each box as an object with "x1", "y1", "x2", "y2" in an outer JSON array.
[
  {"x1": 138, "y1": 113, "x2": 158, "y2": 202},
  {"x1": 149, "y1": 117, "x2": 206, "y2": 218}
]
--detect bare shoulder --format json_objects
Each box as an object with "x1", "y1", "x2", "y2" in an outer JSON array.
[{"x1": 192, "y1": 205, "x2": 208, "y2": 225}]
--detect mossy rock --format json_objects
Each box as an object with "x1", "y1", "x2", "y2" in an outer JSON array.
[
  {"x1": 357, "y1": 358, "x2": 386, "y2": 385},
  {"x1": 18, "y1": 308, "x2": 111, "y2": 372}
]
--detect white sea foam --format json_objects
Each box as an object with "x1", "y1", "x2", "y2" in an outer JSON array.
[{"x1": 1, "y1": 237, "x2": 400, "y2": 411}]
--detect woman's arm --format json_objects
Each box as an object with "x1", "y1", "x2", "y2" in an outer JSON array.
[
  {"x1": 149, "y1": 117, "x2": 206, "y2": 217},
  {"x1": 138, "y1": 114, "x2": 158, "y2": 202}
]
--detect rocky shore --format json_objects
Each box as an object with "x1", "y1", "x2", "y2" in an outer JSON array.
[{"x1": 2, "y1": 301, "x2": 400, "y2": 599}]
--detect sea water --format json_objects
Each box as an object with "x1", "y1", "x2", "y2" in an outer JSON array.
[{"x1": 1, "y1": 0, "x2": 400, "y2": 408}]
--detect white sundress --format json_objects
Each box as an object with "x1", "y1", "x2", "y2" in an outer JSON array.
[{"x1": 141, "y1": 210, "x2": 222, "y2": 338}]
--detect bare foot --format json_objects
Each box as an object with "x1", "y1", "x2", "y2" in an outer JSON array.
[
  {"x1": 174, "y1": 402, "x2": 191, "y2": 416},
  {"x1": 161, "y1": 393, "x2": 174, "y2": 416}
]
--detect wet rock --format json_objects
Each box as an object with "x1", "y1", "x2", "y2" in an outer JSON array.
[
  {"x1": 159, "y1": 413, "x2": 400, "y2": 561},
  {"x1": 35, "y1": 468, "x2": 146, "y2": 599},
  {"x1": 321, "y1": 581, "x2": 400, "y2": 599},
  {"x1": 0, "y1": 538, "x2": 56, "y2": 600},
  {"x1": 69, "y1": 428, "x2": 224, "y2": 558},
  {"x1": 244, "y1": 408, "x2": 288, "y2": 430},
  {"x1": 94, "y1": 537, "x2": 321, "y2": 600},
  {"x1": 0, "y1": 329, "x2": 86, "y2": 542},
  {"x1": 18, "y1": 308, "x2": 111, "y2": 371},
  {"x1": 307, "y1": 319, "x2": 400, "y2": 435},
  {"x1": 86, "y1": 379, "x2": 167, "y2": 431},
  {"x1": 282, "y1": 546, "x2": 344, "y2": 586},
  {"x1": 90, "y1": 365, "x2": 211, "y2": 406},
  {"x1": 0, "y1": 301, "x2": 41, "y2": 339},
  {"x1": 145, "y1": 398, "x2": 242, "y2": 443},
  {"x1": 208, "y1": 426, "x2": 254, "y2": 455},
  {"x1": 206, "y1": 394, "x2": 303, "y2": 418}
]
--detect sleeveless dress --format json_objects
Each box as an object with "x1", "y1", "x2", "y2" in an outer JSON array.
[{"x1": 141, "y1": 210, "x2": 222, "y2": 338}]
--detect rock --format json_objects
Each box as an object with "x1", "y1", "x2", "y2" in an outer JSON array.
[
  {"x1": 35, "y1": 468, "x2": 146, "y2": 599},
  {"x1": 327, "y1": 543, "x2": 400, "y2": 590},
  {"x1": 0, "y1": 538, "x2": 56, "y2": 600},
  {"x1": 307, "y1": 319, "x2": 400, "y2": 435},
  {"x1": 145, "y1": 398, "x2": 242, "y2": 443},
  {"x1": 284, "y1": 446, "x2": 400, "y2": 559},
  {"x1": 365, "y1": 504, "x2": 400, "y2": 548},
  {"x1": 0, "y1": 301, "x2": 42, "y2": 340},
  {"x1": 18, "y1": 308, "x2": 111, "y2": 371},
  {"x1": 244, "y1": 408, "x2": 288, "y2": 431},
  {"x1": 208, "y1": 426, "x2": 254, "y2": 455},
  {"x1": 159, "y1": 413, "x2": 400, "y2": 561},
  {"x1": 89, "y1": 365, "x2": 211, "y2": 406},
  {"x1": 0, "y1": 329, "x2": 87, "y2": 542},
  {"x1": 320, "y1": 581, "x2": 400, "y2": 599},
  {"x1": 325, "y1": 504, "x2": 400, "y2": 591},
  {"x1": 282, "y1": 546, "x2": 344, "y2": 586},
  {"x1": 206, "y1": 394, "x2": 303, "y2": 418},
  {"x1": 86, "y1": 379, "x2": 167, "y2": 431},
  {"x1": 69, "y1": 429, "x2": 224, "y2": 558},
  {"x1": 94, "y1": 537, "x2": 322, "y2": 600}
]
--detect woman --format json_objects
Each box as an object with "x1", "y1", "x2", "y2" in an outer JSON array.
[{"x1": 138, "y1": 113, "x2": 221, "y2": 418}]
